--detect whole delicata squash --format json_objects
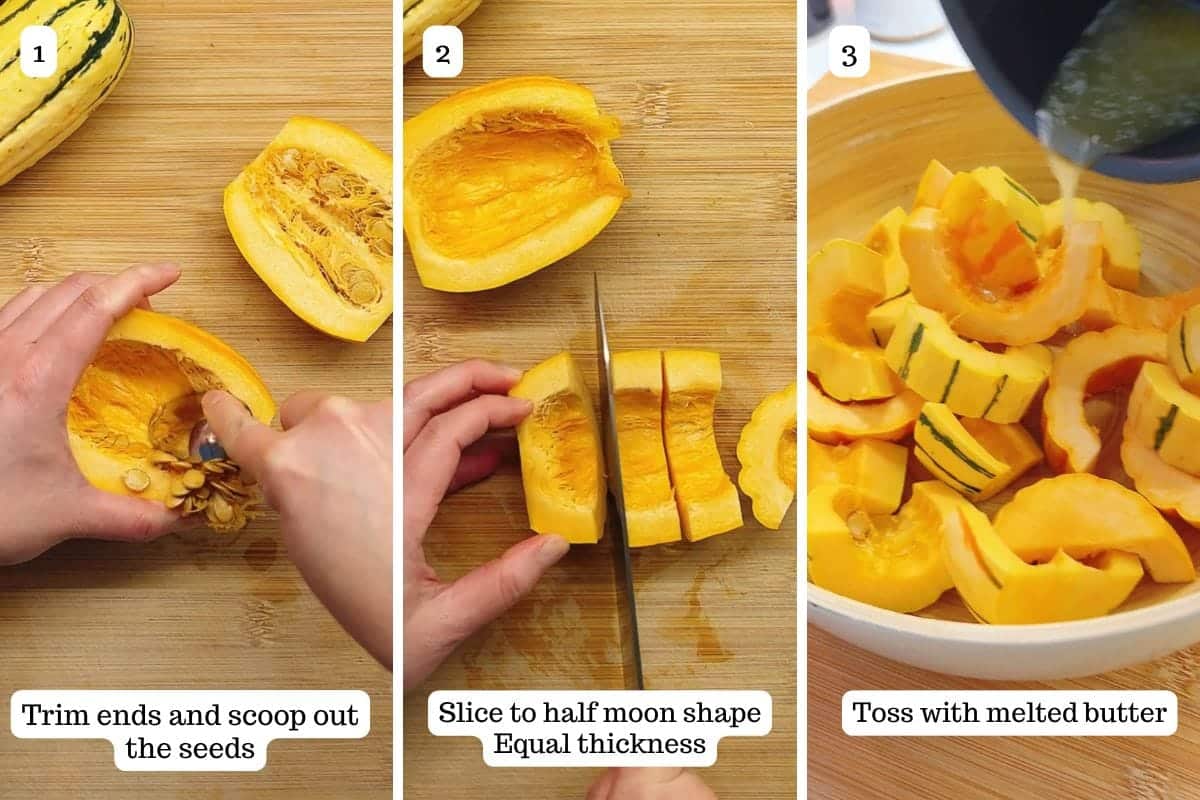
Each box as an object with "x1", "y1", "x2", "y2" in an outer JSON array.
[
  {"x1": 403, "y1": 0, "x2": 482, "y2": 64},
  {"x1": 68, "y1": 309, "x2": 275, "y2": 532},
  {"x1": 737, "y1": 382, "x2": 797, "y2": 529},
  {"x1": 225, "y1": 117, "x2": 394, "y2": 342},
  {"x1": 510, "y1": 352, "x2": 606, "y2": 544},
  {"x1": 1042, "y1": 326, "x2": 1165, "y2": 474},
  {"x1": 404, "y1": 76, "x2": 629, "y2": 292},
  {"x1": 0, "y1": 0, "x2": 132, "y2": 187},
  {"x1": 901, "y1": 207, "x2": 1100, "y2": 345}
]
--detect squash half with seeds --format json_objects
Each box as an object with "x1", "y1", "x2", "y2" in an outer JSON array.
[{"x1": 225, "y1": 117, "x2": 394, "y2": 342}]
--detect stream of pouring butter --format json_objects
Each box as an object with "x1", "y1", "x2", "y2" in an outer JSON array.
[{"x1": 1036, "y1": 0, "x2": 1200, "y2": 221}]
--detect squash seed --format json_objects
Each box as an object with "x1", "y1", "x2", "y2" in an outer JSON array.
[
  {"x1": 350, "y1": 281, "x2": 377, "y2": 305},
  {"x1": 182, "y1": 469, "x2": 206, "y2": 490},
  {"x1": 170, "y1": 477, "x2": 190, "y2": 497},
  {"x1": 122, "y1": 469, "x2": 151, "y2": 493},
  {"x1": 150, "y1": 451, "x2": 177, "y2": 465},
  {"x1": 166, "y1": 495, "x2": 186, "y2": 510},
  {"x1": 209, "y1": 494, "x2": 235, "y2": 524}
]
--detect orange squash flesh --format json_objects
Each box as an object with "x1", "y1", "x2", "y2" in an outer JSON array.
[{"x1": 806, "y1": 378, "x2": 923, "y2": 445}]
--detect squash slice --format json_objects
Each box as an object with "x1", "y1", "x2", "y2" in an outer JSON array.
[
  {"x1": 663, "y1": 351, "x2": 743, "y2": 541},
  {"x1": 1042, "y1": 197, "x2": 1141, "y2": 291},
  {"x1": 993, "y1": 473, "x2": 1194, "y2": 583},
  {"x1": 225, "y1": 117, "x2": 394, "y2": 342},
  {"x1": 68, "y1": 309, "x2": 274, "y2": 526},
  {"x1": 865, "y1": 291, "x2": 916, "y2": 347},
  {"x1": 1077, "y1": 281, "x2": 1200, "y2": 332},
  {"x1": 736, "y1": 382, "x2": 797, "y2": 529},
  {"x1": 808, "y1": 482, "x2": 957, "y2": 613},
  {"x1": 938, "y1": 167, "x2": 1042, "y2": 291},
  {"x1": 612, "y1": 350, "x2": 682, "y2": 547},
  {"x1": 943, "y1": 503, "x2": 1144, "y2": 625},
  {"x1": 404, "y1": 76, "x2": 628, "y2": 292},
  {"x1": 863, "y1": 207, "x2": 910, "y2": 301},
  {"x1": 807, "y1": 378, "x2": 923, "y2": 444},
  {"x1": 808, "y1": 239, "x2": 902, "y2": 400},
  {"x1": 1042, "y1": 326, "x2": 1165, "y2": 473},
  {"x1": 1168, "y1": 304, "x2": 1200, "y2": 393},
  {"x1": 914, "y1": 403, "x2": 1041, "y2": 501},
  {"x1": 807, "y1": 438, "x2": 907, "y2": 514},
  {"x1": 901, "y1": 207, "x2": 1100, "y2": 345},
  {"x1": 884, "y1": 304, "x2": 1052, "y2": 424},
  {"x1": 913, "y1": 158, "x2": 954, "y2": 209},
  {"x1": 1122, "y1": 411, "x2": 1200, "y2": 527},
  {"x1": 1127, "y1": 362, "x2": 1200, "y2": 478},
  {"x1": 510, "y1": 352, "x2": 606, "y2": 543}
]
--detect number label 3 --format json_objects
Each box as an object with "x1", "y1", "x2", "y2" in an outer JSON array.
[
  {"x1": 20, "y1": 26, "x2": 57, "y2": 78},
  {"x1": 423, "y1": 25, "x2": 464, "y2": 78},
  {"x1": 829, "y1": 25, "x2": 870, "y2": 79}
]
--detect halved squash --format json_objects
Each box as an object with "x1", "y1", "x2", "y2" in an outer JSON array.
[
  {"x1": 1127, "y1": 362, "x2": 1200, "y2": 478},
  {"x1": 993, "y1": 473, "x2": 1194, "y2": 583},
  {"x1": 509, "y1": 352, "x2": 606, "y2": 543},
  {"x1": 901, "y1": 207, "x2": 1100, "y2": 345},
  {"x1": 612, "y1": 350, "x2": 682, "y2": 547},
  {"x1": 943, "y1": 503, "x2": 1143, "y2": 625},
  {"x1": 807, "y1": 438, "x2": 907, "y2": 514},
  {"x1": 807, "y1": 481, "x2": 958, "y2": 613},
  {"x1": 663, "y1": 351, "x2": 743, "y2": 541},
  {"x1": 68, "y1": 309, "x2": 275, "y2": 530},
  {"x1": 1042, "y1": 197, "x2": 1140, "y2": 291},
  {"x1": 913, "y1": 158, "x2": 954, "y2": 209},
  {"x1": 913, "y1": 403, "x2": 1041, "y2": 501},
  {"x1": 403, "y1": 76, "x2": 628, "y2": 292},
  {"x1": 884, "y1": 303, "x2": 1052, "y2": 424},
  {"x1": 1167, "y1": 304, "x2": 1200, "y2": 393},
  {"x1": 938, "y1": 167, "x2": 1042, "y2": 291},
  {"x1": 808, "y1": 239, "x2": 901, "y2": 401},
  {"x1": 225, "y1": 117, "x2": 393, "y2": 342},
  {"x1": 863, "y1": 207, "x2": 910, "y2": 301},
  {"x1": 736, "y1": 382, "x2": 797, "y2": 529},
  {"x1": 1042, "y1": 326, "x2": 1166, "y2": 473},
  {"x1": 1122, "y1": 410, "x2": 1200, "y2": 526},
  {"x1": 806, "y1": 378, "x2": 923, "y2": 444}
]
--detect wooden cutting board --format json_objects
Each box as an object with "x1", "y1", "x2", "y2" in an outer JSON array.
[
  {"x1": 808, "y1": 52, "x2": 1200, "y2": 800},
  {"x1": 402, "y1": 1, "x2": 797, "y2": 796},
  {"x1": 0, "y1": 2, "x2": 391, "y2": 797}
]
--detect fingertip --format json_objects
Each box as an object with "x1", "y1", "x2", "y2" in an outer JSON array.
[{"x1": 535, "y1": 534, "x2": 570, "y2": 567}]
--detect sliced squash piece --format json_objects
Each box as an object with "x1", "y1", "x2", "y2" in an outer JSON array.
[
  {"x1": 1042, "y1": 326, "x2": 1166, "y2": 473},
  {"x1": 225, "y1": 117, "x2": 393, "y2": 342},
  {"x1": 737, "y1": 382, "x2": 797, "y2": 530},
  {"x1": 807, "y1": 482, "x2": 957, "y2": 613},
  {"x1": 865, "y1": 291, "x2": 916, "y2": 347},
  {"x1": 806, "y1": 378, "x2": 923, "y2": 445},
  {"x1": 937, "y1": 167, "x2": 1042, "y2": 291},
  {"x1": 1167, "y1": 304, "x2": 1200, "y2": 394},
  {"x1": 993, "y1": 473, "x2": 1194, "y2": 583},
  {"x1": 612, "y1": 351, "x2": 682, "y2": 547},
  {"x1": 1042, "y1": 198, "x2": 1141, "y2": 291},
  {"x1": 913, "y1": 403, "x2": 1041, "y2": 501},
  {"x1": 943, "y1": 504, "x2": 1144, "y2": 625},
  {"x1": 510, "y1": 352, "x2": 606, "y2": 544},
  {"x1": 1077, "y1": 280, "x2": 1200, "y2": 332},
  {"x1": 1122, "y1": 411, "x2": 1200, "y2": 526},
  {"x1": 663, "y1": 351, "x2": 743, "y2": 541},
  {"x1": 913, "y1": 158, "x2": 955, "y2": 209},
  {"x1": 404, "y1": 76, "x2": 628, "y2": 292},
  {"x1": 884, "y1": 303, "x2": 1052, "y2": 423},
  {"x1": 807, "y1": 438, "x2": 907, "y2": 514},
  {"x1": 807, "y1": 239, "x2": 902, "y2": 401},
  {"x1": 863, "y1": 207, "x2": 910, "y2": 301},
  {"x1": 68, "y1": 309, "x2": 274, "y2": 529},
  {"x1": 901, "y1": 207, "x2": 1100, "y2": 345},
  {"x1": 1127, "y1": 362, "x2": 1200, "y2": 478}
]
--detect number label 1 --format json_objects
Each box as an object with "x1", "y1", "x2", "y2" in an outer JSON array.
[
  {"x1": 423, "y1": 25, "x2": 464, "y2": 78},
  {"x1": 828, "y1": 25, "x2": 870, "y2": 79},
  {"x1": 20, "y1": 25, "x2": 57, "y2": 78}
]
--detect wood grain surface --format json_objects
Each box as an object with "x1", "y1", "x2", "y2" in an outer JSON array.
[
  {"x1": 808, "y1": 53, "x2": 1200, "y2": 800},
  {"x1": 0, "y1": 2, "x2": 392, "y2": 797},
  {"x1": 403, "y1": 1, "x2": 797, "y2": 797}
]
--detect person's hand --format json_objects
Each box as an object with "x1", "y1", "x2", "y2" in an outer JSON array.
[
  {"x1": 0, "y1": 265, "x2": 184, "y2": 565},
  {"x1": 403, "y1": 359, "x2": 570, "y2": 691},
  {"x1": 202, "y1": 388, "x2": 392, "y2": 668},
  {"x1": 587, "y1": 767, "x2": 718, "y2": 799}
]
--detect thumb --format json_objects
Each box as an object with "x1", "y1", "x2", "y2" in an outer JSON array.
[
  {"x1": 435, "y1": 534, "x2": 570, "y2": 645},
  {"x1": 201, "y1": 390, "x2": 279, "y2": 479},
  {"x1": 71, "y1": 487, "x2": 180, "y2": 542}
]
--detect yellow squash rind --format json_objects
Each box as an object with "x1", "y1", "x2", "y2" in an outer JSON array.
[{"x1": 736, "y1": 382, "x2": 797, "y2": 529}]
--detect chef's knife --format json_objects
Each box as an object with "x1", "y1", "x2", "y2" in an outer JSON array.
[{"x1": 594, "y1": 273, "x2": 646, "y2": 691}]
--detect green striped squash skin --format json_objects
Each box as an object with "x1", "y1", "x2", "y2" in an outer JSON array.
[
  {"x1": 914, "y1": 411, "x2": 996, "y2": 496},
  {"x1": 895, "y1": 322, "x2": 1015, "y2": 422},
  {"x1": 0, "y1": 0, "x2": 132, "y2": 186}
]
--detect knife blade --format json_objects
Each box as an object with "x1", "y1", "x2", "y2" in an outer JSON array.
[{"x1": 594, "y1": 273, "x2": 646, "y2": 691}]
